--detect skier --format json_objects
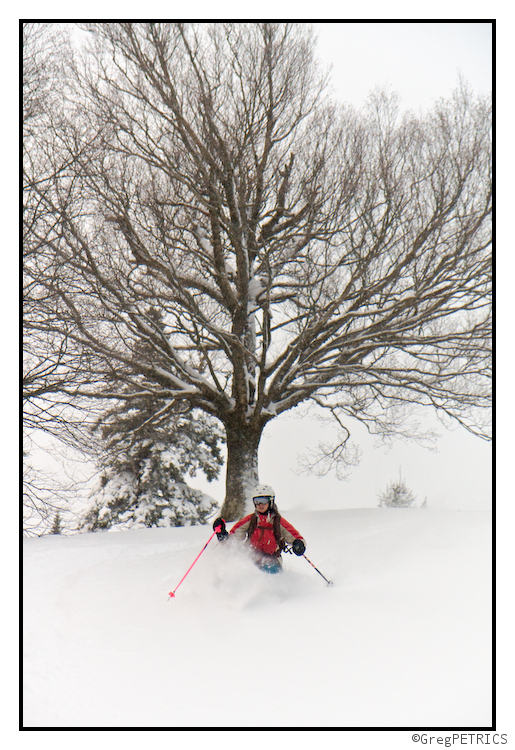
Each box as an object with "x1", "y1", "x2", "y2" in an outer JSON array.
[{"x1": 212, "y1": 484, "x2": 306, "y2": 573}]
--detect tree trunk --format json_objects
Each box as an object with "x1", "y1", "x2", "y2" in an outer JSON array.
[{"x1": 221, "y1": 420, "x2": 265, "y2": 521}]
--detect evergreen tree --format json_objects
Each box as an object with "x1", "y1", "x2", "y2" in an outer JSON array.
[
  {"x1": 378, "y1": 471, "x2": 417, "y2": 508},
  {"x1": 50, "y1": 512, "x2": 62, "y2": 535},
  {"x1": 82, "y1": 309, "x2": 224, "y2": 531},
  {"x1": 82, "y1": 406, "x2": 223, "y2": 531}
]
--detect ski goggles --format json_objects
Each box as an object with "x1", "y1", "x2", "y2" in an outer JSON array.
[{"x1": 253, "y1": 496, "x2": 272, "y2": 505}]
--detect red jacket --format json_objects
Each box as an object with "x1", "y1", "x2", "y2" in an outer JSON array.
[{"x1": 230, "y1": 511, "x2": 304, "y2": 556}]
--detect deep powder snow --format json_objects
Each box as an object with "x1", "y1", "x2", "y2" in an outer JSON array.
[{"x1": 23, "y1": 508, "x2": 491, "y2": 728}]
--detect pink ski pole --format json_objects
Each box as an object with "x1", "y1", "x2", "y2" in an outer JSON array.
[{"x1": 168, "y1": 529, "x2": 217, "y2": 599}]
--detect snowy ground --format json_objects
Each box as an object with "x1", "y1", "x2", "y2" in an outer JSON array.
[{"x1": 23, "y1": 508, "x2": 492, "y2": 729}]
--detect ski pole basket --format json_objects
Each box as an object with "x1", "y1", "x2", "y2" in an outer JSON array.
[{"x1": 283, "y1": 545, "x2": 333, "y2": 587}]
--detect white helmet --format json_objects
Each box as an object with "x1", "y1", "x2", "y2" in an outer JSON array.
[{"x1": 252, "y1": 484, "x2": 276, "y2": 504}]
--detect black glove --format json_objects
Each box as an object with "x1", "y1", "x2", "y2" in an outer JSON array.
[
  {"x1": 213, "y1": 517, "x2": 229, "y2": 541},
  {"x1": 292, "y1": 538, "x2": 306, "y2": 556}
]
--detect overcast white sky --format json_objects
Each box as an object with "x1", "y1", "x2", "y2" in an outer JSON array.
[{"x1": 314, "y1": 22, "x2": 492, "y2": 113}]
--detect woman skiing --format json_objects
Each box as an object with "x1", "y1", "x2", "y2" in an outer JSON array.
[{"x1": 212, "y1": 484, "x2": 306, "y2": 573}]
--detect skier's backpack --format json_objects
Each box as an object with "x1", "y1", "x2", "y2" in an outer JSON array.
[{"x1": 246, "y1": 512, "x2": 285, "y2": 551}]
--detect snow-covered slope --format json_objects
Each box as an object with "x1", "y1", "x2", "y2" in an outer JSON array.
[{"x1": 23, "y1": 509, "x2": 492, "y2": 728}]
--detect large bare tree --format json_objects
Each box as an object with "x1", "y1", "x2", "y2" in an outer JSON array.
[{"x1": 28, "y1": 23, "x2": 491, "y2": 520}]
